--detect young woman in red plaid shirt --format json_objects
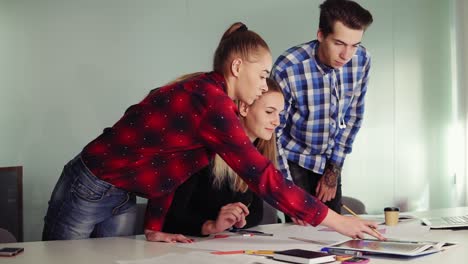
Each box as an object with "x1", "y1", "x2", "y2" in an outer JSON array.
[{"x1": 43, "y1": 22, "x2": 384, "y2": 243}]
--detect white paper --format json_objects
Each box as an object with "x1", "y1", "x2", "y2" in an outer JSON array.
[
  {"x1": 177, "y1": 234, "x2": 324, "y2": 252},
  {"x1": 176, "y1": 219, "x2": 429, "y2": 256},
  {"x1": 359, "y1": 213, "x2": 418, "y2": 224},
  {"x1": 272, "y1": 224, "x2": 349, "y2": 244},
  {"x1": 357, "y1": 214, "x2": 386, "y2": 224},
  {"x1": 116, "y1": 251, "x2": 278, "y2": 264},
  {"x1": 383, "y1": 219, "x2": 430, "y2": 240}
]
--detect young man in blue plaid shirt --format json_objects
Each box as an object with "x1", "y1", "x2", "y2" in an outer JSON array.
[{"x1": 271, "y1": 0, "x2": 373, "y2": 215}]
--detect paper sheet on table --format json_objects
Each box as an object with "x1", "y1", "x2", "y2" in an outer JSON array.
[
  {"x1": 383, "y1": 219, "x2": 430, "y2": 240},
  {"x1": 274, "y1": 218, "x2": 428, "y2": 242},
  {"x1": 357, "y1": 214, "x2": 386, "y2": 224},
  {"x1": 177, "y1": 234, "x2": 324, "y2": 251},
  {"x1": 271, "y1": 224, "x2": 349, "y2": 244},
  {"x1": 358, "y1": 213, "x2": 418, "y2": 225},
  {"x1": 116, "y1": 251, "x2": 277, "y2": 264}
]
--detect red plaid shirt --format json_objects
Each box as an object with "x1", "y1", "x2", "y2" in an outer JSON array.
[{"x1": 81, "y1": 72, "x2": 328, "y2": 231}]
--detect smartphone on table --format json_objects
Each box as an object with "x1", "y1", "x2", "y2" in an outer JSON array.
[{"x1": 0, "y1": 247, "x2": 24, "y2": 257}]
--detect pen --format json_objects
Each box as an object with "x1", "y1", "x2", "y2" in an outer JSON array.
[
  {"x1": 341, "y1": 204, "x2": 385, "y2": 239},
  {"x1": 211, "y1": 250, "x2": 275, "y2": 255},
  {"x1": 211, "y1": 250, "x2": 245, "y2": 255},
  {"x1": 288, "y1": 236, "x2": 330, "y2": 245},
  {"x1": 229, "y1": 228, "x2": 274, "y2": 236}
]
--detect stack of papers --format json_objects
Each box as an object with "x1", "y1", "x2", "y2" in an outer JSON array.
[{"x1": 324, "y1": 239, "x2": 456, "y2": 257}]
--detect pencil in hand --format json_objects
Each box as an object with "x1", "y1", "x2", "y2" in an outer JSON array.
[{"x1": 341, "y1": 203, "x2": 386, "y2": 240}]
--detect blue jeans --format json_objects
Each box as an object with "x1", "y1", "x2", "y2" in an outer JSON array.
[{"x1": 42, "y1": 155, "x2": 137, "y2": 240}]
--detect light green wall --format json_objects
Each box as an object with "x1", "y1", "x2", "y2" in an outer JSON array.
[
  {"x1": 0, "y1": 0, "x2": 465, "y2": 241},
  {"x1": 455, "y1": 0, "x2": 468, "y2": 206},
  {"x1": 390, "y1": 0, "x2": 454, "y2": 210}
]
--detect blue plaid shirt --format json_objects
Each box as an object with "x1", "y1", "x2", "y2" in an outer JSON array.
[{"x1": 271, "y1": 40, "x2": 371, "y2": 179}]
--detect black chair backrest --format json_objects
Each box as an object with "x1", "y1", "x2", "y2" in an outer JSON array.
[
  {"x1": 0, "y1": 166, "x2": 23, "y2": 242},
  {"x1": 0, "y1": 228, "x2": 17, "y2": 243},
  {"x1": 341, "y1": 196, "x2": 367, "y2": 215}
]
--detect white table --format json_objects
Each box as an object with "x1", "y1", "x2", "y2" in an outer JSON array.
[{"x1": 1, "y1": 207, "x2": 468, "y2": 264}]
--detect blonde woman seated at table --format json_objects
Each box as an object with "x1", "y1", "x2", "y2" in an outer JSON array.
[{"x1": 162, "y1": 78, "x2": 283, "y2": 236}]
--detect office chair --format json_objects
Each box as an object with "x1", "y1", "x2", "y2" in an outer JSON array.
[
  {"x1": 133, "y1": 203, "x2": 146, "y2": 235},
  {"x1": 0, "y1": 166, "x2": 23, "y2": 242},
  {"x1": 0, "y1": 228, "x2": 17, "y2": 243},
  {"x1": 259, "y1": 201, "x2": 280, "y2": 224},
  {"x1": 341, "y1": 196, "x2": 367, "y2": 215}
]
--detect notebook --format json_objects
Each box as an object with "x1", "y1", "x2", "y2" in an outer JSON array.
[{"x1": 421, "y1": 215, "x2": 468, "y2": 229}]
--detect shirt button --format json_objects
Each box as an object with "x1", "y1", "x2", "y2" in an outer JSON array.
[{"x1": 331, "y1": 121, "x2": 335, "y2": 127}]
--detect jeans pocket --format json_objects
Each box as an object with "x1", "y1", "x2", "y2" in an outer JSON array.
[{"x1": 72, "y1": 178, "x2": 107, "y2": 202}]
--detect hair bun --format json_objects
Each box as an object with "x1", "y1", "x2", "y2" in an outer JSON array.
[{"x1": 236, "y1": 24, "x2": 248, "y2": 32}]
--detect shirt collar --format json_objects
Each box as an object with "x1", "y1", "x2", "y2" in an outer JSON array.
[
  {"x1": 206, "y1": 71, "x2": 240, "y2": 115},
  {"x1": 206, "y1": 71, "x2": 227, "y2": 93},
  {"x1": 311, "y1": 41, "x2": 335, "y2": 76}
]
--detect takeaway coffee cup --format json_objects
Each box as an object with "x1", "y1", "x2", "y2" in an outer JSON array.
[{"x1": 384, "y1": 207, "x2": 400, "y2": 226}]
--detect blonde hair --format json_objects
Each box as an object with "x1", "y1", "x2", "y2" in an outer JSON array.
[
  {"x1": 212, "y1": 78, "x2": 283, "y2": 192},
  {"x1": 165, "y1": 72, "x2": 204, "y2": 86}
]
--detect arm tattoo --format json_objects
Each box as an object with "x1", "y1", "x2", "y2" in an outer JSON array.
[{"x1": 323, "y1": 164, "x2": 341, "y2": 188}]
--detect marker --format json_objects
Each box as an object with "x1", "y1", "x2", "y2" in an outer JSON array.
[
  {"x1": 335, "y1": 255, "x2": 354, "y2": 261},
  {"x1": 212, "y1": 250, "x2": 275, "y2": 255},
  {"x1": 244, "y1": 250, "x2": 275, "y2": 255},
  {"x1": 323, "y1": 248, "x2": 363, "y2": 257},
  {"x1": 214, "y1": 234, "x2": 230, "y2": 238}
]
